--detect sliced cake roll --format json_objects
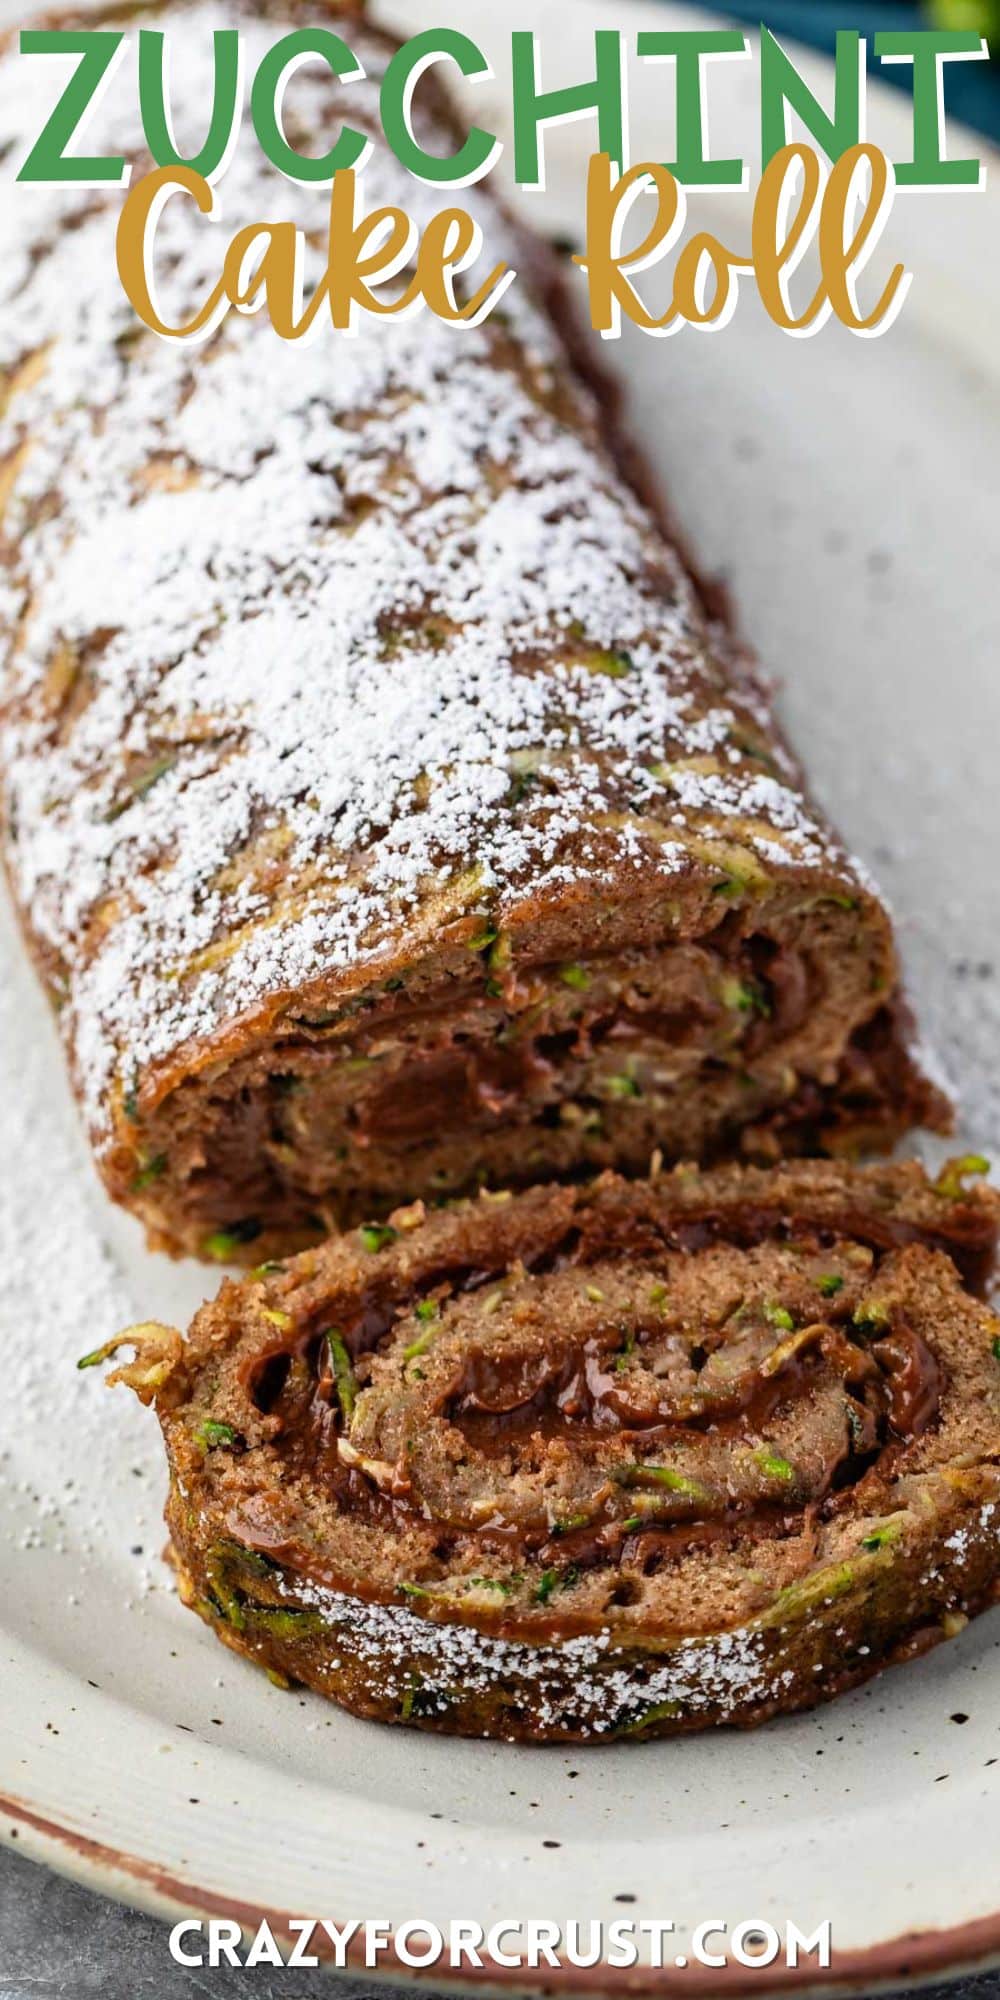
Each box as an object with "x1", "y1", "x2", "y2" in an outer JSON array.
[{"x1": 90, "y1": 1157, "x2": 1000, "y2": 1740}]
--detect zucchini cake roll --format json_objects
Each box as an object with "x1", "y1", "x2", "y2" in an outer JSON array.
[
  {"x1": 0, "y1": 3, "x2": 945, "y2": 1263},
  {"x1": 92, "y1": 1158, "x2": 1000, "y2": 1742}
]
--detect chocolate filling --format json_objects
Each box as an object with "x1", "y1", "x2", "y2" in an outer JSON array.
[
  {"x1": 235, "y1": 1218, "x2": 944, "y2": 1590},
  {"x1": 123, "y1": 917, "x2": 942, "y2": 1255}
]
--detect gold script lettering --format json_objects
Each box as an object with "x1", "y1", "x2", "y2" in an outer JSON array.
[
  {"x1": 115, "y1": 165, "x2": 513, "y2": 341},
  {"x1": 580, "y1": 143, "x2": 907, "y2": 339}
]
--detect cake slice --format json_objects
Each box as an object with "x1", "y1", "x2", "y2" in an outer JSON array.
[{"x1": 90, "y1": 1157, "x2": 1000, "y2": 1741}]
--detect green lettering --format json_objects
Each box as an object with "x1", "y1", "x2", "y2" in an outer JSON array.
[
  {"x1": 512, "y1": 30, "x2": 625, "y2": 186},
  {"x1": 636, "y1": 30, "x2": 748, "y2": 187},
  {"x1": 380, "y1": 30, "x2": 498, "y2": 186},
  {"x1": 761, "y1": 28, "x2": 863, "y2": 168},
  {"x1": 250, "y1": 29, "x2": 368, "y2": 184},
  {"x1": 17, "y1": 30, "x2": 125, "y2": 183},
  {"x1": 875, "y1": 31, "x2": 985, "y2": 188},
  {"x1": 138, "y1": 29, "x2": 242, "y2": 179}
]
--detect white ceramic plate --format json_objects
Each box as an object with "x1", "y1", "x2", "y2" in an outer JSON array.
[{"x1": 3, "y1": 2, "x2": 1000, "y2": 1990}]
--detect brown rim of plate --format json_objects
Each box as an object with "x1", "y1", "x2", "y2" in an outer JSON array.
[{"x1": 2, "y1": 1789, "x2": 999, "y2": 1997}]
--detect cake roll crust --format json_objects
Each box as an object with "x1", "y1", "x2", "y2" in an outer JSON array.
[
  {"x1": 100, "y1": 1158, "x2": 1000, "y2": 1740},
  {"x1": 1, "y1": 0, "x2": 945, "y2": 1258}
]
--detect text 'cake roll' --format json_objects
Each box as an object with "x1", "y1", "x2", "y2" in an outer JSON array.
[{"x1": 0, "y1": 0, "x2": 945, "y2": 1260}]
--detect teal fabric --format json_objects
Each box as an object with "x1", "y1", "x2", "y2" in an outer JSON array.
[{"x1": 681, "y1": 5, "x2": 1000, "y2": 139}]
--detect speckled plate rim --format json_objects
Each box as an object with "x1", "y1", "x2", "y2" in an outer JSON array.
[
  {"x1": 3, "y1": 0, "x2": 1000, "y2": 1989},
  {"x1": 5, "y1": 1785, "x2": 1000, "y2": 2000}
]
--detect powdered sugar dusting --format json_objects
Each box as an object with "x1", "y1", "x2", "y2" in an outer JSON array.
[
  {"x1": 1, "y1": 0, "x2": 855, "y2": 1152},
  {"x1": 0, "y1": 888, "x2": 165, "y2": 1600},
  {"x1": 283, "y1": 1572, "x2": 784, "y2": 1735}
]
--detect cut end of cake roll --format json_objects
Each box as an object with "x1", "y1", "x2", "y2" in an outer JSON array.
[
  {"x1": 105, "y1": 871, "x2": 949, "y2": 1265},
  {"x1": 97, "y1": 1157, "x2": 1000, "y2": 1741},
  {"x1": 0, "y1": 1, "x2": 949, "y2": 1263}
]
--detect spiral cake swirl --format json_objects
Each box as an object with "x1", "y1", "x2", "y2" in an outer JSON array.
[{"x1": 98, "y1": 1158, "x2": 1000, "y2": 1740}]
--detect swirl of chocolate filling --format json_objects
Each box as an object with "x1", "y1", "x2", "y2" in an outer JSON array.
[{"x1": 100, "y1": 1159, "x2": 1000, "y2": 1741}]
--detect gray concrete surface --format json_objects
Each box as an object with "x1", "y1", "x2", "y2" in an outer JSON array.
[
  {"x1": 0, "y1": 1842, "x2": 443, "y2": 1998},
  {"x1": 1, "y1": 1846, "x2": 1000, "y2": 2000}
]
